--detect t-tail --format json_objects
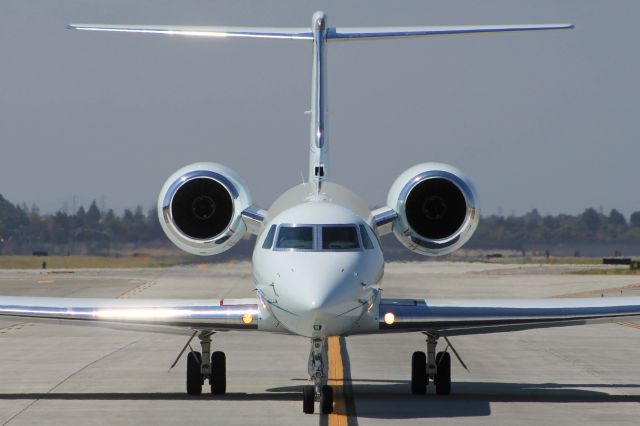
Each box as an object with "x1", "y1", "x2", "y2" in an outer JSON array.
[{"x1": 68, "y1": 12, "x2": 572, "y2": 193}]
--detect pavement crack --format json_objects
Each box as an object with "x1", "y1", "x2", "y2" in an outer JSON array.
[
  {"x1": 532, "y1": 341, "x2": 608, "y2": 387},
  {"x1": 2, "y1": 334, "x2": 147, "y2": 425},
  {"x1": 0, "y1": 322, "x2": 32, "y2": 335},
  {"x1": 118, "y1": 281, "x2": 154, "y2": 299}
]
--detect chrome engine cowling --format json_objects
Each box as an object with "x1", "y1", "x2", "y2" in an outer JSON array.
[
  {"x1": 386, "y1": 162, "x2": 479, "y2": 256},
  {"x1": 157, "y1": 162, "x2": 252, "y2": 256}
]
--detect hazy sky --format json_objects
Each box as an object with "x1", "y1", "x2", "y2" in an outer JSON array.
[{"x1": 1, "y1": 1, "x2": 639, "y2": 217}]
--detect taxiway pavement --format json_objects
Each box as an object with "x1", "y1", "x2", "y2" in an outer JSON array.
[{"x1": 0, "y1": 261, "x2": 639, "y2": 425}]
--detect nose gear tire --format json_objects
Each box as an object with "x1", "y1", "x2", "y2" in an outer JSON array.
[
  {"x1": 303, "y1": 385, "x2": 315, "y2": 414},
  {"x1": 321, "y1": 385, "x2": 334, "y2": 414}
]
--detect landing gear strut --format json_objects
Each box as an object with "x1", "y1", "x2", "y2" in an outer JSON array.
[
  {"x1": 303, "y1": 338, "x2": 334, "y2": 414},
  {"x1": 411, "y1": 333, "x2": 451, "y2": 395},
  {"x1": 186, "y1": 331, "x2": 227, "y2": 395}
]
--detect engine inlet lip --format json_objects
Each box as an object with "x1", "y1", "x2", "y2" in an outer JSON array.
[
  {"x1": 162, "y1": 170, "x2": 239, "y2": 244},
  {"x1": 398, "y1": 170, "x2": 477, "y2": 245}
]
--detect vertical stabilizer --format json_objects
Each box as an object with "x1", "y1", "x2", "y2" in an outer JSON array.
[{"x1": 308, "y1": 11, "x2": 329, "y2": 192}]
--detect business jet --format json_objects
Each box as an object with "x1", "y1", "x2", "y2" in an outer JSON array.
[{"x1": 1, "y1": 11, "x2": 639, "y2": 415}]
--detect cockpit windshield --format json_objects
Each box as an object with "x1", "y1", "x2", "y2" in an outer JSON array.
[
  {"x1": 272, "y1": 224, "x2": 365, "y2": 251},
  {"x1": 322, "y1": 226, "x2": 359, "y2": 250},
  {"x1": 275, "y1": 226, "x2": 314, "y2": 250}
]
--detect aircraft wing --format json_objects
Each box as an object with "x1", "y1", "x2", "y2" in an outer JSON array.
[
  {"x1": 378, "y1": 297, "x2": 640, "y2": 336},
  {"x1": 0, "y1": 296, "x2": 259, "y2": 335}
]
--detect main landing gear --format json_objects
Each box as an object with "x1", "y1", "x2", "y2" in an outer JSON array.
[
  {"x1": 303, "y1": 338, "x2": 334, "y2": 414},
  {"x1": 186, "y1": 331, "x2": 227, "y2": 395},
  {"x1": 411, "y1": 333, "x2": 451, "y2": 395}
]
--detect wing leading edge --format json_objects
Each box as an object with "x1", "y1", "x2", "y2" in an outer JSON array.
[
  {"x1": 378, "y1": 297, "x2": 640, "y2": 336},
  {"x1": 0, "y1": 296, "x2": 259, "y2": 335}
]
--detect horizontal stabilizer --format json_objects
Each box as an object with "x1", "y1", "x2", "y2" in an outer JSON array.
[
  {"x1": 68, "y1": 23, "x2": 572, "y2": 42},
  {"x1": 67, "y1": 24, "x2": 313, "y2": 40},
  {"x1": 328, "y1": 24, "x2": 574, "y2": 41}
]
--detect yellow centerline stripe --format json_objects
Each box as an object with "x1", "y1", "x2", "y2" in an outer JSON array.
[{"x1": 327, "y1": 336, "x2": 348, "y2": 425}]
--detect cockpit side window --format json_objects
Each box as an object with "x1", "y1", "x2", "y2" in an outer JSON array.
[
  {"x1": 262, "y1": 225, "x2": 277, "y2": 249},
  {"x1": 359, "y1": 224, "x2": 374, "y2": 250},
  {"x1": 322, "y1": 226, "x2": 360, "y2": 250},
  {"x1": 276, "y1": 226, "x2": 314, "y2": 250}
]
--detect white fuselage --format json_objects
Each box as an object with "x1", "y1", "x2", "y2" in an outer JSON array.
[{"x1": 252, "y1": 190, "x2": 384, "y2": 338}]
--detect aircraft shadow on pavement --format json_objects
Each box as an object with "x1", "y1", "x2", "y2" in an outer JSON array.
[
  {"x1": 0, "y1": 381, "x2": 637, "y2": 419},
  {"x1": 347, "y1": 380, "x2": 640, "y2": 419},
  {"x1": 0, "y1": 392, "x2": 301, "y2": 402}
]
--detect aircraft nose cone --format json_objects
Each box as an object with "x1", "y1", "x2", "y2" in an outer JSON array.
[
  {"x1": 276, "y1": 262, "x2": 361, "y2": 315},
  {"x1": 281, "y1": 274, "x2": 345, "y2": 312},
  {"x1": 265, "y1": 253, "x2": 368, "y2": 337},
  {"x1": 300, "y1": 281, "x2": 341, "y2": 311}
]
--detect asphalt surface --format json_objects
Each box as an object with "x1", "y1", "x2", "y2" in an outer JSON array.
[{"x1": 0, "y1": 261, "x2": 639, "y2": 425}]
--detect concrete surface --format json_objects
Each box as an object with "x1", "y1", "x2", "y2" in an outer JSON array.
[{"x1": 0, "y1": 261, "x2": 639, "y2": 425}]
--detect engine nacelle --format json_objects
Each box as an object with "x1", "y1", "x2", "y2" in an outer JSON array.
[
  {"x1": 386, "y1": 162, "x2": 479, "y2": 256},
  {"x1": 157, "y1": 162, "x2": 252, "y2": 256}
]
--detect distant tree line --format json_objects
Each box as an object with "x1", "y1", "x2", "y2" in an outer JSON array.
[
  {"x1": 468, "y1": 208, "x2": 640, "y2": 249},
  {"x1": 2, "y1": 193, "x2": 640, "y2": 255},
  {"x1": 0, "y1": 194, "x2": 162, "y2": 254}
]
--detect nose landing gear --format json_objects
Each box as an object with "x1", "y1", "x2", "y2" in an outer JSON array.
[
  {"x1": 303, "y1": 338, "x2": 334, "y2": 414},
  {"x1": 185, "y1": 331, "x2": 227, "y2": 395},
  {"x1": 411, "y1": 333, "x2": 452, "y2": 395}
]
